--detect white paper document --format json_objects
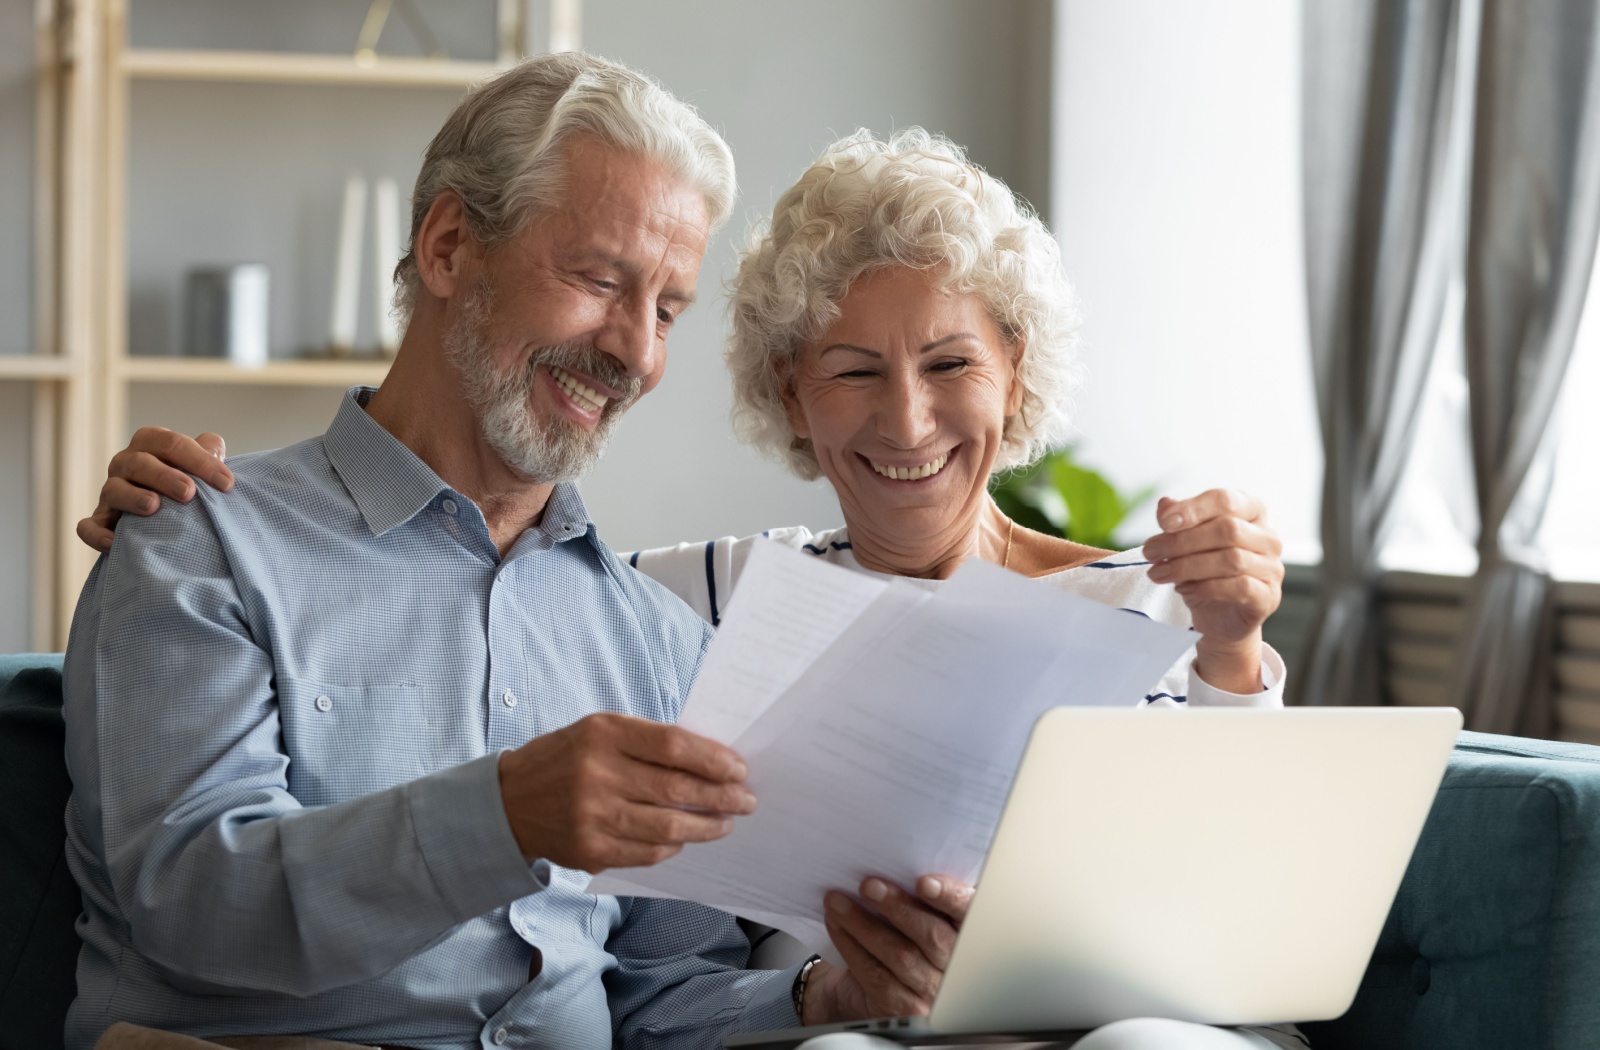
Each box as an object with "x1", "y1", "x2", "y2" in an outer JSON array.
[{"x1": 589, "y1": 540, "x2": 1195, "y2": 962}]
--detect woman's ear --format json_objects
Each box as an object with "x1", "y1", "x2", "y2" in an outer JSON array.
[
  {"x1": 414, "y1": 191, "x2": 478, "y2": 300},
  {"x1": 1004, "y1": 340, "x2": 1027, "y2": 416},
  {"x1": 781, "y1": 371, "x2": 811, "y2": 441}
]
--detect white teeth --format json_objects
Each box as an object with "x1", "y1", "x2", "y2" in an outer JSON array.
[
  {"x1": 550, "y1": 365, "x2": 609, "y2": 412},
  {"x1": 871, "y1": 452, "x2": 950, "y2": 481}
]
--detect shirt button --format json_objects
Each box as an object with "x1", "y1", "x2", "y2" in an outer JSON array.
[
  {"x1": 314, "y1": 695, "x2": 332, "y2": 712},
  {"x1": 502, "y1": 689, "x2": 518, "y2": 708},
  {"x1": 441, "y1": 498, "x2": 459, "y2": 516},
  {"x1": 492, "y1": 1027, "x2": 508, "y2": 1046}
]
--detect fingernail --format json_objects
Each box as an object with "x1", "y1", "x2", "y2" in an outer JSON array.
[
  {"x1": 920, "y1": 876, "x2": 942, "y2": 898},
  {"x1": 863, "y1": 878, "x2": 887, "y2": 902},
  {"x1": 141, "y1": 498, "x2": 157, "y2": 513},
  {"x1": 827, "y1": 892, "x2": 850, "y2": 914},
  {"x1": 728, "y1": 760, "x2": 748, "y2": 781},
  {"x1": 1163, "y1": 514, "x2": 1185, "y2": 530},
  {"x1": 738, "y1": 790, "x2": 757, "y2": 813}
]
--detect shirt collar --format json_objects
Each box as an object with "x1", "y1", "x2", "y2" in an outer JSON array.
[
  {"x1": 323, "y1": 386, "x2": 598, "y2": 546},
  {"x1": 324, "y1": 387, "x2": 450, "y2": 536}
]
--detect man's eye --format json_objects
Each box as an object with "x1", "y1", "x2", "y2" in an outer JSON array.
[
  {"x1": 657, "y1": 308, "x2": 677, "y2": 326},
  {"x1": 590, "y1": 278, "x2": 619, "y2": 292}
]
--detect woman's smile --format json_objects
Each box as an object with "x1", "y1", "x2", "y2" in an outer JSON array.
[{"x1": 864, "y1": 449, "x2": 954, "y2": 482}]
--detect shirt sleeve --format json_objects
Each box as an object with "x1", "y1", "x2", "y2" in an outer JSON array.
[
  {"x1": 1185, "y1": 643, "x2": 1287, "y2": 708},
  {"x1": 69, "y1": 499, "x2": 545, "y2": 997},
  {"x1": 607, "y1": 897, "x2": 801, "y2": 1050}
]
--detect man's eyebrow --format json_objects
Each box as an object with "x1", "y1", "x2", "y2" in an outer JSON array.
[{"x1": 818, "y1": 333, "x2": 980, "y2": 357}]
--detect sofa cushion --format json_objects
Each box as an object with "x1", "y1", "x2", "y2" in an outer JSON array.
[
  {"x1": 0, "y1": 652, "x2": 75, "y2": 1050},
  {"x1": 1303, "y1": 730, "x2": 1600, "y2": 1050}
]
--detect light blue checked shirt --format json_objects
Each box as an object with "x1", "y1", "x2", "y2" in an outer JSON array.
[{"x1": 62, "y1": 388, "x2": 801, "y2": 1050}]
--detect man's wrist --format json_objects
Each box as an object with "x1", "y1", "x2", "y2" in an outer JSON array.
[{"x1": 792, "y1": 955, "x2": 823, "y2": 1023}]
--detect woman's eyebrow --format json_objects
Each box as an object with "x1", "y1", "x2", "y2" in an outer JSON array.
[
  {"x1": 920, "y1": 333, "x2": 979, "y2": 353},
  {"x1": 818, "y1": 333, "x2": 980, "y2": 358}
]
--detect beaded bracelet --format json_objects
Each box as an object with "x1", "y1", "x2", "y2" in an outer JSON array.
[{"x1": 791, "y1": 954, "x2": 823, "y2": 1021}]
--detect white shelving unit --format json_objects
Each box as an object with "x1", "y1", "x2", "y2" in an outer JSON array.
[{"x1": 24, "y1": 0, "x2": 578, "y2": 648}]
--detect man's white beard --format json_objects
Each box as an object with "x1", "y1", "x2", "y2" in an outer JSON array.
[{"x1": 444, "y1": 278, "x2": 641, "y2": 484}]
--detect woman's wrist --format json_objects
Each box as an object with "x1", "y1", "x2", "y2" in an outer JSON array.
[{"x1": 1193, "y1": 634, "x2": 1264, "y2": 694}]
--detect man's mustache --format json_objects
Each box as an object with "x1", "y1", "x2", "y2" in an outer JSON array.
[{"x1": 524, "y1": 342, "x2": 642, "y2": 408}]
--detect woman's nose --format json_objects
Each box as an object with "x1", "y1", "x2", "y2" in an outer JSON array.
[{"x1": 877, "y1": 373, "x2": 936, "y2": 448}]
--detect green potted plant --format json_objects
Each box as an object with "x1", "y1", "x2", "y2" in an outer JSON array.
[{"x1": 990, "y1": 447, "x2": 1154, "y2": 552}]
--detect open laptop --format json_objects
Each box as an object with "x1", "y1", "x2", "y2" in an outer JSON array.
[{"x1": 726, "y1": 706, "x2": 1461, "y2": 1048}]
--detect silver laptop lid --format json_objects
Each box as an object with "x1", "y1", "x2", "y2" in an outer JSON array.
[{"x1": 929, "y1": 707, "x2": 1460, "y2": 1034}]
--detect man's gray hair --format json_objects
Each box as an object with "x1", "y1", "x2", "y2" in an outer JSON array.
[
  {"x1": 726, "y1": 128, "x2": 1081, "y2": 480},
  {"x1": 395, "y1": 51, "x2": 737, "y2": 320}
]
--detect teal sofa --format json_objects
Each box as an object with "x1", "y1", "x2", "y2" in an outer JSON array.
[{"x1": 4, "y1": 652, "x2": 1598, "y2": 1049}]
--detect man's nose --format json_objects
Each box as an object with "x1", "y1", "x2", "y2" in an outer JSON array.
[
  {"x1": 594, "y1": 299, "x2": 662, "y2": 381},
  {"x1": 878, "y1": 371, "x2": 937, "y2": 448}
]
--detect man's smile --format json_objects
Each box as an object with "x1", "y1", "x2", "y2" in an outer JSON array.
[{"x1": 548, "y1": 364, "x2": 613, "y2": 414}]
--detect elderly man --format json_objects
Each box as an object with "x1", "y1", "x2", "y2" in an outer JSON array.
[{"x1": 62, "y1": 53, "x2": 929, "y2": 1050}]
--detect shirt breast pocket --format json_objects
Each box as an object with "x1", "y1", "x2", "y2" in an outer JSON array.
[{"x1": 278, "y1": 677, "x2": 430, "y2": 806}]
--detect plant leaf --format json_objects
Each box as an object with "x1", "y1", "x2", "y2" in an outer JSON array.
[{"x1": 1051, "y1": 458, "x2": 1127, "y2": 550}]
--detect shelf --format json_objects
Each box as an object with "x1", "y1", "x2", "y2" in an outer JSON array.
[
  {"x1": 122, "y1": 49, "x2": 507, "y2": 88},
  {"x1": 117, "y1": 357, "x2": 391, "y2": 387},
  {"x1": 0, "y1": 356, "x2": 77, "y2": 380}
]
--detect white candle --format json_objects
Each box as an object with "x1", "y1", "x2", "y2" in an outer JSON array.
[
  {"x1": 330, "y1": 173, "x2": 367, "y2": 355},
  {"x1": 373, "y1": 177, "x2": 402, "y2": 356}
]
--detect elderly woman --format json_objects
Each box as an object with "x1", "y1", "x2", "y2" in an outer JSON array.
[{"x1": 80, "y1": 130, "x2": 1296, "y2": 1049}]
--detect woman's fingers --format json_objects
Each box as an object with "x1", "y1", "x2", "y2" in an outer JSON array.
[
  {"x1": 1143, "y1": 510, "x2": 1282, "y2": 564},
  {"x1": 121, "y1": 426, "x2": 234, "y2": 493},
  {"x1": 100, "y1": 475, "x2": 165, "y2": 516},
  {"x1": 75, "y1": 513, "x2": 115, "y2": 554},
  {"x1": 1155, "y1": 489, "x2": 1266, "y2": 531},
  {"x1": 1146, "y1": 547, "x2": 1284, "y2": 588}
]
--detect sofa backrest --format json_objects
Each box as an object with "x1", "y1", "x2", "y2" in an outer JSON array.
[
  {"x1": 0, "y1": 652, "x2": 75, "y2": 1050},
  {"x1": 1303, "y1": 730, "x2": 1600, "y2": 1050}
]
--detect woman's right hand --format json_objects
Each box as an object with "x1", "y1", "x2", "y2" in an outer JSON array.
[{"x1": 76, "y1": 427, "x2": 234, "y2": 553}]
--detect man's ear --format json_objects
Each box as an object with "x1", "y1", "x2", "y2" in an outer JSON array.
[
  {"x1": 1004, "y1": 339, "x2": 1027, "y2": 416},
  {"x1": 414, "y1": 191, "x2": 478, "y2": 300}
]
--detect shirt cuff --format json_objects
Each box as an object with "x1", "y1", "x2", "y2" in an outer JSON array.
[
  {"x1": 1185, "y1": 643, "x2": 1286, "y2": 708},
  {"x1": 736, "y1": 964, "x2": 805, "y2": 1034},
  {"x1": 406, "y1": 751, "x2": 548, "y2": 922}
]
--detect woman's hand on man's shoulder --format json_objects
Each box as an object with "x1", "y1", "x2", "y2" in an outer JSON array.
[{"x1": 76, "y1": 427, "x2": 233, "y2": 553}]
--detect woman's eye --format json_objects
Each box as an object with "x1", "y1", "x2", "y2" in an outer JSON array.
[
  {"x1": 930, "y1": 359, "x2": 968, "y2": 373},
  {"x1": 836, "y1": 369, "x2": 878, "y2": 379}
]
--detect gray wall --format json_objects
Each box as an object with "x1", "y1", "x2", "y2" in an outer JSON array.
[{"x1": 0, "y1": 0, "x2": 1052, "y2": 650}]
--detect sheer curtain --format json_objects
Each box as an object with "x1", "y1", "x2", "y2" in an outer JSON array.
[
  {"x1": 1452, "y1": 0, "x2": 1600, "y2": 733},
  {"x1": 1295, "y1": 0, "x2": 1476, "y2": 706}
]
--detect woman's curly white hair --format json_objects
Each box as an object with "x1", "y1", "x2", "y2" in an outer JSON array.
[{"x1": 726, "y1": 127, "x2": 1081, "y2": 481}]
